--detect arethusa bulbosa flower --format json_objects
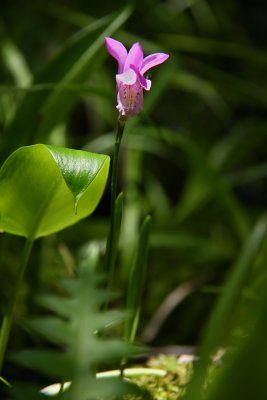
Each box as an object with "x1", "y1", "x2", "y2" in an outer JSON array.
[{"x1": 105, "y1": 37, "x2": 169, "y2": 117}]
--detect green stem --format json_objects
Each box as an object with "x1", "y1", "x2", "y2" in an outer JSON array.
[
  {"x1": 104, "y1": 117, "x2": 126, "y2": 284},
  {"x1": 0, "y1": 237, "x2": 34, "y2": 375}
]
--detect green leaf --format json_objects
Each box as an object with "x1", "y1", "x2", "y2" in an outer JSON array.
[
  {"x1": 125, "y1": 215, "x2": 151, "y2": 344},
  {"x1": 0, "y1": 37, "x2": 32, "y2": 87},
  {"x1": 184, "y1": 215, "x2": 267, "y2": 400},
  {"x1": 7, "y1": 383, "x2": 49, "y2": 400},
  {"x1": 0, "y1": 144, "x2": 110, "y2": 238},
  {"x1": 205, "y1": 283, "x2": 267, "y2": 400},
  {"x1": 10, "y1": 349, "x2": 74, "y2": 380},
  {"x1": 10, "y1": 244, "x2": 143, "y2": 399}
]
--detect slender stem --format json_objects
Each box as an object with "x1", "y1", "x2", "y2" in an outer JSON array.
[
  {"x1": 104, "y1": 117, "x2": 126, "y2": 283},
  {"x1": 0, "y1": 237, "x2": 34, "y2": 375}
]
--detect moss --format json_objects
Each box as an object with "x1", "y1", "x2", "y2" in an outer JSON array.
[{"x1": 127, "y1": 355, "x2": 194, "y2": 400}]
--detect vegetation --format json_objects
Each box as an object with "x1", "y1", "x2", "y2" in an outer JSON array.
[{"x1": 0, "y1": 0, "x2": 267, "y2": 398}]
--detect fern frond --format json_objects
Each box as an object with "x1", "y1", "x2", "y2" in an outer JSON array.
[{"x1": 10, "y1": 244, "x2": 144, "y2": 399}]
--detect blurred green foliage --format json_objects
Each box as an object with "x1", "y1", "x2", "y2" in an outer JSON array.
[{"x1": 1, "y1": 0, "x2": 267, "y2": 397}]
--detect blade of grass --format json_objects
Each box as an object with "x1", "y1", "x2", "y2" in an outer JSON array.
[
  {"x1": 160, "y1": 34, "x2": 267, "y2": 64},
  {"x1": 0, "y1": 237, "x2": 34, "y2": 375},
  {"x1": 184, "y1": 214, "x2": 267, "y2": 400},
  {"x1": 124, "y1": 215, "x2": 151, "y2": 344},
  {"x1": 106, "y1": 192, "x2": 123, "y2": 291},
  {"x1": 0, "y1": 38, "x2": 32, "y2": 87},
  {"x1": 1, "y1": 5, "x2": 132, "y2": 161},
  {"x1": 36, "y1": 6, "x2": 132, "y2": 143}
]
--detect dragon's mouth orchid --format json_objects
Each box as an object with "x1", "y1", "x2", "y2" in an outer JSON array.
[{"x1": 105, "y1": 37, "x2": 169, "y2": 117}]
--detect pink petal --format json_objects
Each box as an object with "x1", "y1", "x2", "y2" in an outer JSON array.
[
  {"x1": 130, "y1": 64, "x2": 151, "y2": 91},
  {"x1": 117, "y1": 82, "x2": 144, "y2": 116},
  {"x1": 124, "y1": 42, "x2": 144, "y2": 72},
  {"x1": 105, "y1": 37, "x2": 128, "y2": 73},
  {"x1": 140, "y1": 53, "x2": 169, "y2": 75},
  {"x1": 116, "y1": 69, "x2": 137, "y2": 85}
]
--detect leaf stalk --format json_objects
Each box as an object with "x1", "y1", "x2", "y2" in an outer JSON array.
[{"x1": 0, "y1": 236, "x2": 34, "y2": 375}]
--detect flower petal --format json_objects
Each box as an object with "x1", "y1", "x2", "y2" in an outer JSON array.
[
  {"x1": 116, "y1": 69, "x2": 137, "y2": 85},
  {"x1": 117, "y1": 82, "x2": 144, "y2": 116},
  {"x1": 105, "y1": 37, "x2": 128, "y2": 73},
  {"x1": 124, "y1": 42, "x2": 144, "y2": 72},
  {"x1": 140, "y1": 53, "x2": 169, "y2": 75},
  {"x1": 130, "y1": 64, "x2": 151, "y2": 91}
]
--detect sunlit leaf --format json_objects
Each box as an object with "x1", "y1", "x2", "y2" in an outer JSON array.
[{"x1": 0, "y1": 144, "x2": 110, "y2": 238}]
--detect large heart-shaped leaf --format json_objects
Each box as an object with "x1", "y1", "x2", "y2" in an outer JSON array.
[{"x1": 0, "y1": 144, "x2": 110, "y2": 238}]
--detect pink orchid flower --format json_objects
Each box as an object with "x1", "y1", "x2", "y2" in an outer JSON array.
[{"x1": 105, "y1": 37, "x2": 169, "y2": 117}]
